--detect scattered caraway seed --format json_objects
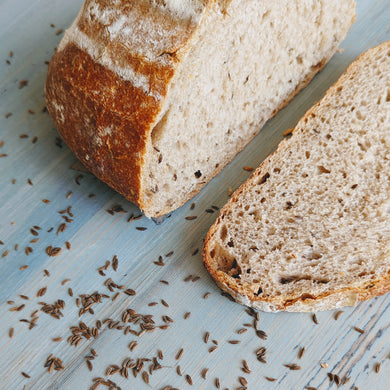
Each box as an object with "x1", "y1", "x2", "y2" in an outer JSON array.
[
  {"x1": 320, "y1": 362, "x2": 328, "y2": 369},
  {"x1": 86, "y1": 359, "x2": 93, "y2": 371},
  {"x1": 243, "y1": 166, "x2": 254, "y2": 171},
  {"x1": 242, "y1": 360, "x2": 251, "y2": 374},
  {"x1": 136, "y1": 227, "x2": 147, "y2": 231},
  {"x1": 284, "y1": 363, "x2": 301, "y2": 370},
  {"x1": 238, "y1": 377, "x2": 247, "y2": 386},
  {"x1": 44, "y1": 354, "x2": 64, "y2": 373},
  {"x1": 334, "y1": 374, "x2": 341, "y2": 386},
  {"x1": 37, "y1": 287, "x2": 47, "y2": 297},
  {"x1": 112, "y1": 255, "x2": 118, "y2": 271},
  {"x1": 228, "y1": 340, "x2": 240, "y2": 344},
  {"x1": 128, "y1": 341, "x2": 138, "y2": 351},
  {"x1": 375, "y1": 362, "x2": 381, "y2": 373},
  {"x1": 175, "y1": 348, "x2": 184, "y2": 360},
  {"x1": 204, "y1": 332, "x2": 210, "y2": 343},
  {"x1": 209, "y1": 346, "x2": 217, "y2": 353},
  {"x1": 265, "y1": 377, "x2": 277, "y2": 382},
  {"x1": 19, "y1": 80, "x2": 28, "y2": 89},
  {"x1": 185, "y1": 374, "x2": 193, "y2": 385},
  {"x1": 142, "y1": 371, "x2": 149, "y2": 384},
  {"x1": 203, "y1": 292, "x2": 210, "y2": 299},
  {"x1": 21, "y1": 372, "x2": 31, "y2": 378},
  {"x1": 298, "y1": 347, "x2": 305, "y2": 359},
  {"x1": 256, "y1": 330, "x2": 268, "y2": 340},
  {"x1": 201, "y1": 368, "x2": 208, "y2": 379},
  {"x1": 161, "y1": 299, "x2": 169, "y2": 307},
  {"x1": 354, "y1": 326, "x2": 365, "y2": 334},
  {"x1": 215, "y1": 377, "x2": 220, "y2": 389},
  {"x1": 334, "y1": 310, "x2": 344, "y2": 320},
  {"x1": 176, "y1": 365, "x2": 182, "y2": 376},
  {"x1": 9, "y1": 328, "x2": 14, "y2": 338},
  {"x1": 46, "y1": 246, "x2": 61, "y2": 257},
  {"x1": 312, "y1": 314, "x2": 319, "y2": 324},
  {"x1": 305, "y1": 387, "x2": 318, "y2": 390},
  {"x1": 184, "y1": 312, "x2": 191, "y2": 320},
  {"x1": 191, "y1": 248, "x2": 199, "y2": 256},
  {"x1": 75, "y1": 174, "x2": 83, "y2": 185}
]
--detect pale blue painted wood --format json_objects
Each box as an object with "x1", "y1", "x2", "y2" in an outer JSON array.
[{"x1": 0, "y1": 1, "x2": 390, "y2": 389}]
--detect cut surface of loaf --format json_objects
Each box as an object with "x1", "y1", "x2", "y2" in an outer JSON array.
[
  {"x1": 45, "y1": 0, "x2": 355, "y2": 218},
  {"x1": 203, "y1": 41, "x2": 390, "y2": 312}
]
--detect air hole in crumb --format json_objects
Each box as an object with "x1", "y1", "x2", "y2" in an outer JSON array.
[
  {"x1": 228, "y1": 259, "x2": 241, "y2": 279},
  {"x1": 280, "y1": 275, "x2": 329, "y2": 284},
  {"x1": 257, "y1": 172, "x2": 270, "y2": 185},
  {"x1": 220, "y1": 225, "x2": 227, "y2": 241},
  {"x1": 296, "y1": 56, "x2": 303, "y2": 64},
  {"x1": 210, "y1": 249, "x2": 215, "y2": 258},
  {"x1": 194, "y1": 170, "x2": 202, "y2": 178},
  {"x1": 260, "y1": 197, "x2": 266, "y2": 203},
  {"x1": 254, "y1": 287, "x2": 263, "y2": 296},
  {"x1": 317, "y1": 165, "x2": 331, "y2": 174},
  {"x1": 227, "y1": 240, "x2": 234, "y2": 248},
  {"x1": 305, "y1": 151, "x2": 310, "y2": 159}
]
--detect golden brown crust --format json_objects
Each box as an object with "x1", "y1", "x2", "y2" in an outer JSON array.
[
  {"x1": 203, "y1": 42, "x2": 390, "y2": 312},
  {"x1": 45, "y1": 42, "x2": 175, "y2": 206}
]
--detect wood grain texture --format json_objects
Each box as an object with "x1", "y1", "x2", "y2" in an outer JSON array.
[{"x1": 0, "y1": 1, "x2": 389, "y2": 389}]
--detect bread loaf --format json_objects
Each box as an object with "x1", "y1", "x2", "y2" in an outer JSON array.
[
  {"x1": 203, "y1": 41, "x2": 390, "y2": 312},
  {"x1": 45, "y1": 0, "x2": 356, "y2": 218}
]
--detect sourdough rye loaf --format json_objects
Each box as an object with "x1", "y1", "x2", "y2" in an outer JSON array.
[
  {"x1": 45, "y1": 0, "x2": 356, "y2": 218},
  {"x1": 203, "y1": 41, "x2": 390, "y2": 312}
]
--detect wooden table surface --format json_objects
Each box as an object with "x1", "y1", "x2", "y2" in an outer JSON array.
[{"x1": 1, "y1": 1, "x2": 390, "y2": 389}]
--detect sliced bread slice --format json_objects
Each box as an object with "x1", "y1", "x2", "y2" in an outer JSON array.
[
  {"x1": 45, "y1": 0, "x2": 355, "y2": 218},
  {"x1": 203, "y1": 41, "x2": 390, "y2": 312}
]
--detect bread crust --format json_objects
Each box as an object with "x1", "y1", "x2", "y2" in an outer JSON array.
[{"x1": 203, "y1": 41, "x2": 390, "y2": 312}]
